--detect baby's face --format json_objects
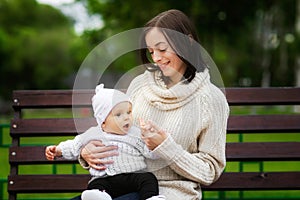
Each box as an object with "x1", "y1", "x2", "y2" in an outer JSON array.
[{"x1": 102, "y1": 102, "x2": 133, "y2": 135}]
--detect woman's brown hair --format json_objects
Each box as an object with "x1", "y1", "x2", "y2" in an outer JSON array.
[{"x1": 140, "y1": 9, "x2": 206, "y2": 84}]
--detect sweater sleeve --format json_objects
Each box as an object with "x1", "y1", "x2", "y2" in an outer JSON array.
[
  {"x1": 132, "y1": 137, "x2": 159, "y2": 159},
  {"x1": 57, "y1": 127, "x2": 103, "y2": 160},
  {"x1": 58, "y1": 127, "x2": 100, "y2": 160},
  {"x1": 57, "y1": 134, "x2": 83, "y2": 160},
  {"x1": 128, "y1": 126, "x2": 159, "y2": 160},
  {"x1": 152, "y1": 88, "x2": 229, "y2": 185},
  {"x1": 141, "y1": 142, "x2": 159, "y2": 160}
]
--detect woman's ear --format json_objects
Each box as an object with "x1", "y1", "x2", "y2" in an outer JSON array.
[{"x1": 188, "y1": 34, "x2": 194, "y2": 43}]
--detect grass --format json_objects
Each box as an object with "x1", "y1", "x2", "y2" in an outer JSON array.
[{"x1": 1, "y1": 105, "x2": 300, "y2": 199}]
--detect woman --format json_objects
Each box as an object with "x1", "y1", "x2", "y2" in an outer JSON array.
[{"x1": 76, "y1": 9, "x2": 229, "y2": 200}]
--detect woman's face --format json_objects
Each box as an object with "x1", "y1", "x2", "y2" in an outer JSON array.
[{"x1": 145, "y1": 27, "x2": 187, "y2": 84}]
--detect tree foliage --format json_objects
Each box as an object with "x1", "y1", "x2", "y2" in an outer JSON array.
[
  {"x1": 0, "y1": 0, "x2": 88, "y2": 102},
  {"x1": 80, "y1": 0, "x2": 298, "y2": 87},
  {"x1": 0, "y1": 0, "x2": 298, "y2": 104}
]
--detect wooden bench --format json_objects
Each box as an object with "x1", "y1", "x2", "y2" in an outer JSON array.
[{"x1": 8, "y1": 87, "x2": 300, "y2": 200}]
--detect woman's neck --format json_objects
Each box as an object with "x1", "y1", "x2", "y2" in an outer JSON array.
[{"x1": 166, "y1": 74, "x2": 184, "y2": 88}]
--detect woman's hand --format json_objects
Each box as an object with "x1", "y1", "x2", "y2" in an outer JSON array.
[
  {"x1": 80, "y1": 140, "x2": 118, "y2": 170},
  {"x1": 140, "y1": 119, "x2": 168, "y2": 150}
]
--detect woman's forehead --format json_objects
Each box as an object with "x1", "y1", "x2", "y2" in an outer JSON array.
[{"x1": 145, "y1": 28, "x2": 168, "y2": 47}]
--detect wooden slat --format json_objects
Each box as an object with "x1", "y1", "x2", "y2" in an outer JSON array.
[
  {"x1": 8, "y1": 175, "x2": 90, "y2": 192},
  {"x1": 9, "y1": 142, "x2": 300, "y2": 164},
  {"x1": 12, "y1": 87, "x2": 300, "y2": 109},
  {"x1": 202, "y1": 172, "x2": 300, "y2": 190},
  {"x1": 8, "y1": 172, "x2": 300, "y2": 192},
  {"x1": 10, "y1": 118, "x2": 97, "y2": 136},
  {"x1": 227, "y1": 115, "x2": 300, "y2": 133},
  {"x1": 226, "y1": 142, "x2": 300, "y2": 161},
  {"x1": 10, "y1": 115, "x2": 300, "y2": 137},
  {"x1": 9, "y1": 146, "x2": 77, "y2": 164},
  {"x1": 12, "y1": 90, "x2": 94, "y2": 108},
  {"x1": 225, "y1": 87, "x2": 300, "y2": 105}
]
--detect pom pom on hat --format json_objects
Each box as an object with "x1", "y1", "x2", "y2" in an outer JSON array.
[{"x1": 92, "y1": 84, "x2": 130, "y2": 125}]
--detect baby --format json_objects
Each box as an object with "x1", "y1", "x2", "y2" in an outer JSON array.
[{"x1": 45, "y1": 84, "x2": 165, "y2": 200}]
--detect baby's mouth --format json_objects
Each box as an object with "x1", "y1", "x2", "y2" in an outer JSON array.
[{"x1": 123, "y1": 123, "x2": 130, "y2": 129}]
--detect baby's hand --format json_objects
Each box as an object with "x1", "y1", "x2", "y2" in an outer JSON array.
[
  {"x1": 139, "y1": 120, "x2": 168, "y2": 150},
  {"x1": 45, "y1": 145, "x2": 58, "y2": 160},
  {"x1": 139, "y1": 118, "x2": 146, "y2": 130},
  {"x1": 139, "y1": 118, "x2": 157, "y2": 138}
]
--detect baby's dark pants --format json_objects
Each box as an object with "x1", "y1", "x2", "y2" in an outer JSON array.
[{"x1": 87, "y1": 172, "x2": 158, "y2": 200}]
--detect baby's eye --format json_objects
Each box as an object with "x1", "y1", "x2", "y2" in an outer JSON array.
[{"x1": 115, "y1": 113, "x2": 121, "y2": 117}]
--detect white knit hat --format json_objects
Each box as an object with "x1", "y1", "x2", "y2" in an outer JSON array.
[{"x1": 92, "y1": 84, "x2": 130, "y2": 125}]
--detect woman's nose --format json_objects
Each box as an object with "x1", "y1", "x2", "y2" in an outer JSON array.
[{"x1": 152, "y1": 51, "x2": 162, "y2": 63}]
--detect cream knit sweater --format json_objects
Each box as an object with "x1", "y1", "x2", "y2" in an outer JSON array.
[
  {"x1": 58, "y1": 126, "x2": 156, "y2": 177},
  {"x1": 126, "y1": 69, "x2": 229, "y2": 200}
]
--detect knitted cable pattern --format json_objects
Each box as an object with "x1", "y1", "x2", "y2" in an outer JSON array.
[
  {"x1": 57, "y1": 126, "x2": 156, "y2": 177},
  {"x1": 126, "y1": 69, "x2": 229, "y2": 200}
]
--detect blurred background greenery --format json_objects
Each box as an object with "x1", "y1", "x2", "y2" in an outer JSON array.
[
  {"x1": 0, "y1": 0, "x2": 299, "y2": 117},
  {"x1": 1, "y1": 1, "x2": 300, "y2": 199}
]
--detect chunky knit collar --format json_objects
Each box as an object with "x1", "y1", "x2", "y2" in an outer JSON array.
[{"x1": 140, "y1": 69, "x2": 211, "y2": 111}]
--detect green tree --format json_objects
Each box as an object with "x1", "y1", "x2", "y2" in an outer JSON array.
[
  {"x1": 0, "y1": 0, "x2": 88, "y2": 102},
  {"x1": 80, "y1": 0, "x2": 298, "y2": 87}
]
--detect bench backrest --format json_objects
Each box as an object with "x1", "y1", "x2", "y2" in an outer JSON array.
[{"x1": 8, "y1": 87, "x2": 300, "y2": 200}]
